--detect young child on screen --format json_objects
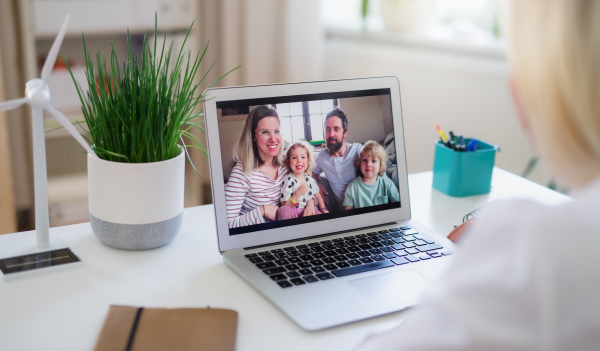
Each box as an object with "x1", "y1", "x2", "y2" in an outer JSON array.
[
  {"x1": 276, "y1": 141, "x2": 329, "y2": 220},
  {"x1": 344, "y1": 140, "x2": 400, "y2": 210}
]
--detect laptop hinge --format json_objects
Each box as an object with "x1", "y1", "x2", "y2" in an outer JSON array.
[{"x1": 243, "y1": 222, "x2": 399, "y2": 250}]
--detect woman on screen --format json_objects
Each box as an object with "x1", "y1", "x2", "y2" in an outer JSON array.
[
  {"x1": 356, "y1": 0, "x2": 600, "y2": 349},
  {"x1": 225, "y1": 105, "x2": 288, "y2": 228}
]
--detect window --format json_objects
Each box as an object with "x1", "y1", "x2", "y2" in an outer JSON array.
[
  {"x1": 276, "y1": 99, "x2": 338, "y2": 144},
  {"x1": 321, "y1": 0, "x2": 506, "y2": 43},
  {"x1": 308, "y1": 99, "x2": 335, "y2": 142},
  {"x1": 276, "y1": 102, "x2": 304, "y2": 144}
]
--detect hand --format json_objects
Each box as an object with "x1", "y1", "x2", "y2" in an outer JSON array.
[
  {"x1": 321, "y1": 209, "x2": 329, "y2": 214},
  {"x1": 447, "y1": 219, "x2": 476, "y2": 243},
  {"x1": 297, "y1": 183, "x2": 308, "y2": 196},
  {"x1": 262, "y1": 205, "x2": 279, "y2": 221},
  {"x1": 302, "y1": 206, "x2": 315, "y2": 217}
]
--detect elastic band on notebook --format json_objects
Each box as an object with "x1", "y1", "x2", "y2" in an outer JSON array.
[{"x1": 125, "y1": 307, "x2": 144, "y2": 351}]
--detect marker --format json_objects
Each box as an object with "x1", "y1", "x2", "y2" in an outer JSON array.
[
  {"x1": 466, "y1": 139, "x2": 478, "y2": 152},
  {"x1": 458, "y1": 136, "x2": 466, "y2": 152},
  {"x1": 434, "y1": 124, "x2": 450, "y2": 147},
  {"x1": 448, "y1": 130, "x2": 456, "y2": 150}
]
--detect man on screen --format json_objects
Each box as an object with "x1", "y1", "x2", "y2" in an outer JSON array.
[{"x1": 312, "y1": 108, "x2": 362, "y2": 213}]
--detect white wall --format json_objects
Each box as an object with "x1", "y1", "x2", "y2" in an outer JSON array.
[
  {"x1": 340, "y1": 95, "x2": 392, "y2": 144},
  {"x1": 324, "y1": 37, "x2": 551, "y2": 186}
]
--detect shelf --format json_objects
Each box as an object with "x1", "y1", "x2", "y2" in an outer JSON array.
[
  {"x1": 44, "y1": 67, "x2": 88, "y2": 140},
  {"x1": 32, "y1": 0, "x2": 197, "y2": 38},
  {"x1": 47, "y1": 172, "x2": 89, "y2": 227},
  {"x1": 47, "y1": 172, "x2": 88, "y2": 205},
  {"x1": 44, "y1": 107, "x2": 88, "y2": 140}
]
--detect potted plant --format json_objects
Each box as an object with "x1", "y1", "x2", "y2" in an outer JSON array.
[{"x1": 66, "y1": 19, "x2": 233, "y2": 250}]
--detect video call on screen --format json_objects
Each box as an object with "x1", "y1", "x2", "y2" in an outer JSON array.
[{"x1": 217, "y1": 89, "x2": 401, "y2": 235}]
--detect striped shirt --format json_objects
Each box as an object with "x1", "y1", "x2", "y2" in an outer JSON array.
[{"x1": 225, "y1": 163, "x2": 289, "y2": 228}]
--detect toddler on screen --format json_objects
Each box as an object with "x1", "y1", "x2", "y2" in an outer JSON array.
[
  {"x1": 277, "y1": 141, "x2": 329, "y2": 220},
  {"x1": 344, "y1": 141, "x2": 400, "y2": 210}
]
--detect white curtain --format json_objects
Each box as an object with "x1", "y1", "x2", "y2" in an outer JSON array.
[
  {"x1": 192, "y1": 0, "x2": 323, "y2": 187},
  {"x1": 0, "y1": 0, "x2": 30, "y2": 233},
  {"x1": 198, "y1": 0, "x2": 324, "y2": 88}
]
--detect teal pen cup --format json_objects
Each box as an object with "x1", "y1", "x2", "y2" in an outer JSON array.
[{"x1": 432, "y1": 139, "x2": 499, "y2": 197}]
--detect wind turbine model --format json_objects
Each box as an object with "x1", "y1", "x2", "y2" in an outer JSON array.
[{"x1": 0, "y1": 15, "x2": 96, "y2": 279}]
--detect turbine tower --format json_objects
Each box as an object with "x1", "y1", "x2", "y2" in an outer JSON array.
[{"x1": 0, "y1": 15, "x2": 94, "y2": 279}]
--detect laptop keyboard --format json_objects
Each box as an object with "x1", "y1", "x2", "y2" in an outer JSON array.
[{"x1": 244, "y1": 226, "x2": 453, "y2": 288}]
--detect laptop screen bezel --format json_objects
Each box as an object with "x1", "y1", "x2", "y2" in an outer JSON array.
[{"x1": 204, "y1": 77, "x2": 411, "y2": 252}]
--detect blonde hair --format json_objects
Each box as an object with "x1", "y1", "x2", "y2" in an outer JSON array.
[
  {"x1": 233, "y1": 105, "x2": 284, "y2": 174},
  {"x1": 356, "y1": 140, "x2": 387, "y2": 177},
  {"x1": 283, "y1": 140, "x2": 316, "y2": 176},
  {"x1": 509, "y1": 0, "x2": 600, "y2": 171}
]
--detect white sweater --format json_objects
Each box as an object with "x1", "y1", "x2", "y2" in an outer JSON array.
[{"x1": 355, "y1": 177, "x2": 600, "y2": 350}]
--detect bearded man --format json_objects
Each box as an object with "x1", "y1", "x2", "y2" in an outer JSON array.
[{"x1": 312, "y1": 108, "x2": 362, "y2": 213}]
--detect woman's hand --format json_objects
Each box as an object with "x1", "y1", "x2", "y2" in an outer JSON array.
[
  {"x1": 447, "y1": 219, "x2": 476, "y2": 243},
  {"x1": 262, "y1": 204, "x2": 279, "y2": 221}
]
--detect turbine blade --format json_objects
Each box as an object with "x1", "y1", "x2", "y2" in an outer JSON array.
[
  {"x1": 45, "y1": 105, "x2": 97, "y2": 157},
  {"x1": 41, "y1": 14, "x2": 71, "y2": 84},
  {"x1": 0, "y1": 97, "x2": 27, "y2": 111}
]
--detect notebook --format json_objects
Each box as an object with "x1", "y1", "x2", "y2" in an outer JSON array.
[
  {"x1": 94, "y1": 306, "x2": 237, "y2": 351},
  {"x1": 203, "y1": 77, "x2": 455, "y2": 331}
]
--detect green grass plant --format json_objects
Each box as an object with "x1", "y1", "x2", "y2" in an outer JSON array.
[{"x1": 65, "y1": 17, "x2": 236, "y2": 174}]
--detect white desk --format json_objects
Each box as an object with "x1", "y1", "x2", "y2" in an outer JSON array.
[{"x1": 0, "y1": 168, "x2": 570, "y2": 351}]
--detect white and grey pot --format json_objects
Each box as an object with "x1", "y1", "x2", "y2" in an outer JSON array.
[{"x1": 88, "y1": 150, "x2": 185, "y2": 250}]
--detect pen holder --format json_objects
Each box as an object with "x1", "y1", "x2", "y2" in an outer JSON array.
[{"x1": 432, "y1": 139, "x2": 498, "y2": 197}]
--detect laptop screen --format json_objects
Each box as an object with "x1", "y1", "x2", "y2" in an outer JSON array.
[{"x1": 216, "y1": 88, "x2": 402, "y2": 236}]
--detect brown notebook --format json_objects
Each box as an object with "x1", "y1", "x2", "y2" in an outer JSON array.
[{"x1": 94, "y1": 306, "x2": 238, "y2": 351}]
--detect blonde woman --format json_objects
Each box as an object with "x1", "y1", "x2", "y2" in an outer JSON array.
[
  {"x1": 356, "y1": 0, "x2": 600, "y2": 349},
  {"x1": 225, "y1": 105, "x2": 288, "y2": 228}
]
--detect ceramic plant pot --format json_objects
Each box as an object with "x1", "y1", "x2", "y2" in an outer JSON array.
[{"x1": 88, "y1": 151, "x2": 185, "y2": 250}]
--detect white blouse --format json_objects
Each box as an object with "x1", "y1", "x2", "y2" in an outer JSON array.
[
  {"x1": 355, "y1": 177, "x2": 600, "y2": 350},
  {"x1": 280, "y1": 173, "x2": 319, "y2": 208}
]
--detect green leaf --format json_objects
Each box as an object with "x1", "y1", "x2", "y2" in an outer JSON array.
[{"x1": 62, "y1": 15, "x2": 234, "y2": 172}]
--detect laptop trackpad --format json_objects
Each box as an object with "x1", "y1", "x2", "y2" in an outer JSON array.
[{"x1": 348, "y1": 269, "x2": 432, "y2": 309}]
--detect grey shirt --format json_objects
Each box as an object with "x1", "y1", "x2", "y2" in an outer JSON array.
[{"x1": 313, "y1": 142, "x2": 362, "y2": 207}]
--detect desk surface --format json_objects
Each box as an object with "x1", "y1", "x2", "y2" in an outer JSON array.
[{"x1": 0, "y1": 168, "x2": 570, "y2": 351}]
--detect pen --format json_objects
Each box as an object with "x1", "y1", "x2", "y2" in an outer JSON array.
[
  {"x1": 434, "y1": 124, "x2": 450, "y2": 148},
  {"x1": 458, "y1": 136, "x2": 465, "y2": 152},
  {"x1": 466, "y1": 139, "x2": 478, "y2": 152},
  {"x1": 448, "y1": 130, "x2": 456, "y2": 150}
]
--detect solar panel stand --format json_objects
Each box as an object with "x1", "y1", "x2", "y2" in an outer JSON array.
[
  {"x1": 0, "y1": 16, "x2": 85, "y2": 281},
  {"x1": 0, "y1": 236, "x2": 83, "y2": 280}
]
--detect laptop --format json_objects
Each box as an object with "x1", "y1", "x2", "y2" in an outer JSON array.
[{"x1": 203, "y1": 77, "x2": 455, "y2": 331}]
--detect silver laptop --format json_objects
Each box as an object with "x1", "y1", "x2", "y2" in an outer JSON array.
[{"x1": 204, "y1": 77, "x2": 455, "y2": 331}]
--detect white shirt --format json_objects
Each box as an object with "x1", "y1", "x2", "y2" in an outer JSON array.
[
  {"x1": 355, "y1": 177, "x2": 600, "y2": 351},
  {"x1": 280, "y1": 173, "x2": 319, "y2": 208},
  {"x1": 224, "y1": 164, "x2": 288, "y2": 228}
]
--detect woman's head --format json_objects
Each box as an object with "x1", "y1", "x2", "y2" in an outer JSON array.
[
  {"x1": 233, "y1": 105, "x2": 283, "y2": 173},
  {"x1": 356, "y1": 141, "x2": 387, "y2": 178},
  {"x1": 283, "y1": 140, "x2": 316, "y2": 176},
  {"x1": 509, "y1": 0, "x2": 600, "y2": 187}
]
